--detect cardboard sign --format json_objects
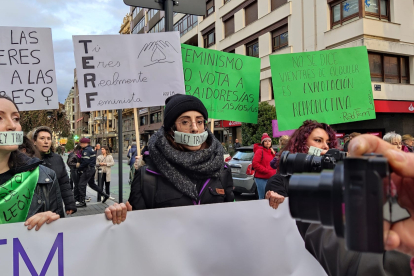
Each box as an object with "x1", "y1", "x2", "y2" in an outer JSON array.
[
  {"x1": 272, "y1": 120, "x2": 296, "y2": 137},
  {"x1": 0, "y1": 200, "x2": 327, "y2": 276},
  {"x1": 0, "y1": 27, "x2": 58, "y2": 111},
  {"x1": 270, "y1": 46, "x2": 376, "y2": 131},
  {"x1": 73, "y1": 32, "x2": 185, "y2": 112},
  {"x1": 181, "y1": 45, "x2": 260, "y2": 124}
]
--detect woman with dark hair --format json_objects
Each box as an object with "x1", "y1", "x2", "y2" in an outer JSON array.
[
  {"x1": 265, "y1": 120, "x2": 337, "y2": 208},
  {"x1": 105, "y1": 94, "x2": 234, "y2": 223},
  {"x1": 18, "y1": 136, "x2": 41, "y2": 158},
  {"x1": 252, "y1": 133, "x2": 276, "y2": 199},
  {"x1": 0, "y1": 95, "x2": 64, "y2": 228},
  {"x1": 32, "y1": 126, "x2": 77, "y2": 215}
]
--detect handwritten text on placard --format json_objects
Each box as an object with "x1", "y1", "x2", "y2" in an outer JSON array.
[
  {"x1": 0, "y1": 27, "x2": 58, "y2": 111},
  {"x1": 270, "y1": 46, "x2": 375, "y2": 131},
  {"x1": 182, "y1": 45, "x2": 260, "y2": 124}
]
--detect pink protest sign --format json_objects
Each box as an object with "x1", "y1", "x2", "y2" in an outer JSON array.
[{"x1": 272, "y1": 120, "x2": 296, "y2": 137}]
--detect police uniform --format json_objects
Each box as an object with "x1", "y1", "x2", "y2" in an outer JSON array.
[{"x1": 76, "y1": 145, "x2": 108, "y2": 206}]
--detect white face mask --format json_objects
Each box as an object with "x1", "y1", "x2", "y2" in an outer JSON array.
[
  {"x1": 173, "y1": 131, "x2": 208, "y2": 147},
  {"x1": 0, "y1": 131, "x2": 24, "y2": 146}
]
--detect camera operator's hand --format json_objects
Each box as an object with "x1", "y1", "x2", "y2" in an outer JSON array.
[
  {"x1": 265, "y1": 191, "x2": 285, "y2": 209},
  {"x1": 349, "y1": 134, "x2": 414, "y2": 257}
]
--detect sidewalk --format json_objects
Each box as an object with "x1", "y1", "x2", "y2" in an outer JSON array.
[{"x1": 69, "y1": 186, "x2": 117, "y2": 217}]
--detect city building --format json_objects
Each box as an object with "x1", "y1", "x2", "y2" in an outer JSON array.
[
  {"x1": 127, "y1": 0, "x2": 414, "y2": 144},
  {"x1": 73, "y1": 69, "x2": 92, "y2": 140},
  {"x1": 172, "y1": 0, "x2": 414, "y2": 137},
  {"x1": 91, "y1": 110, "x2": 117, "y2": 149},
  {"x1": 64, "y1": 87, "x2": 75, "y2": 135}
]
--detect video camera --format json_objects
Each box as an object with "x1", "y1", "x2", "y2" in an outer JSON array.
[{"x1": 279, "y1": 150, "x2": 389, "y2": 253}]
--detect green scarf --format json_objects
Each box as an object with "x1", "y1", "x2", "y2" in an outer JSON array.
[{"x1": 0, "y1": 167, "x2": 39, "y2": 224}]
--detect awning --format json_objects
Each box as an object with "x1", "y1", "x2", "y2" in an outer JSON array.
[
  {"x1": 76, "y1": 117, "x2": 84, "y2": 122},
  {"x1": 374, "y1": 100, "x2": 414, "y2": 113}
]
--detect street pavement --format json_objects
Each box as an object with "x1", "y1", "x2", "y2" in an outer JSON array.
[{"x1": 62, "y1": 153, "x2": 256, "y2": 218}]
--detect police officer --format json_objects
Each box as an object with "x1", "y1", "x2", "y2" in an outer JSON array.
[{"x1": 76, "y1": 138, "x2": 110, "y2": 207}]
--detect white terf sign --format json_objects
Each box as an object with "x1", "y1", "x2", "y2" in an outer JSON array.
[
  {"x1": 73, "y1": 32, "x2": 185, "y2": 112},
  {"x1": 0, "y1": 27, "x2": 58, "y2": 111}
]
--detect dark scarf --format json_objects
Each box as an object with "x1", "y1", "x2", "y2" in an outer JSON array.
[{"x1": 148, "y1": 127, "x2": 224, "y2": 200}]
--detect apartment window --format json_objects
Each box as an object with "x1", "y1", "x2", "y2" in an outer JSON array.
[
  {"x1": 245, "y1": 1, "x2": 258, "y2": 26},
  {"x1": 224, "y1": 16, "x2": 234, "y2": 38},
  {"x1": 206, "y1": 0, "x2": 214, "y2": 17},
  {"x1": 365, "y1": 0, "x2": 389, "y2": 20},
  {"x1": 132, "y1": 7, "x2": 142, "y2": 20},
  {"x1": 140, "y1": 115, "x2": 148, "y2": 125},
  {"x1": 147, "y1": 9, "x2": 157, "y2": 21},
  {"x1": 331, "y1": 0, "x2": 359, "y2": 27},
  {"x1": 150, "y1": 112, "x2": 162, "y2": 124},
  {"x1": 271, "y1": 0, "x2": 287, "y2": 11},
  {"x1": 174, "y1": 14, "x2": 198, "y2": 36},
  {"x1": 203, "y1": 29, "x2": 215, "y2": 47},
  {"x1": 109, "y1": 120, "x2": 112, "y2": 128},
  {"x1": 246, "y1": 40, "x2": 259, "y2": 57},
  {"x1": 149, "y1": 18, "x2": 165, "y2": 33},
  {"x1": 368, "y1": 52, "x2": 409, "y2": 84},
  {"x1": 132, "y1": 16, "x2": 146, "y2": 34},
  {"x1": 272, "y1": 25, "x2": 288, "y2": 52},
  {"x1": 331, "y1": 0, "x2": 389, "y2": 27}
]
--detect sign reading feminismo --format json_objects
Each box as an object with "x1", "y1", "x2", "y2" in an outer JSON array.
[
  {"x1": 73, "y1": 32, "x2": 185, "y2": 112},
  {"x1": 270, "y1": 46, "x2": 376, "y2": 131},
  {"x1": 0, "y1": 201, "x2": 327, "y2": 276},
  {"x1": 181, "y1": 45, "x2": 261, "y2": 124},
  {"x1": 0, "y1": 27, "x2": 58, "y2": 111}
]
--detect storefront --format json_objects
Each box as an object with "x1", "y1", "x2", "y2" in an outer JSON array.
[
  {"x1": 212, "y1": 121, "x2": 242, "y2": 150},
  {"x1": 332, "y1": 100, "x2": 414, "y2": 137}
]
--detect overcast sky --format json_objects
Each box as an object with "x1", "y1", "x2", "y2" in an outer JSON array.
[{"x1": 0, "y1": 0, "x2": 129, "y2": 103}]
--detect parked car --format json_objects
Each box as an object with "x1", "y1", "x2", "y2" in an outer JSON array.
[{"x1": 227, "y1": 145, "x2": 278, "y2": 197}]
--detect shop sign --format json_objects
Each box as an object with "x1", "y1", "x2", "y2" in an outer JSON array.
[
  {"x1": 374, "y1": 100, "x2": 414, "y2": 113},
  {"x1": 222, "y1": 121, "x2": 242, "y2": 127}
]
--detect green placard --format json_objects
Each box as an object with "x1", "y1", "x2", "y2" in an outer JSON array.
[
  {"x1": 181, "y1": 44, "x2": 261, "y2": 124},
  {"x1": 270, "y1": 46, "x2": 376, "y2": 131}
]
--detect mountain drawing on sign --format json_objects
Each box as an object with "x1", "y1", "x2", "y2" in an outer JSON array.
[{"x1": 138, "y1": 40, "x2": 179, "y2": 67}]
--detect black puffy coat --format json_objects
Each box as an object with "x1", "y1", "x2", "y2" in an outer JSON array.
[
  {"x1": 0, "y1": 154, "x2": 65, "y2": 219},
  {"x1": 41, "y1": 152, "x2": 77, "y2": 214},
  {"x1": 129, "y1": 157, "x2": 234, "y2": 210}
]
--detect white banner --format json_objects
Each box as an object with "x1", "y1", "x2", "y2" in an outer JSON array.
[
  {"x1": 73, "y1": 32, "x2": 185, "y2": 112},
  {"x1": 0, "y1": 200, "x2": 327, "y2": 276},
  {"x1": 0, "y1": 27, "x2": 58, "y2": 111}
]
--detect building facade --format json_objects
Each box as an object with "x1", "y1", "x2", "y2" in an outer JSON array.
[
  {"x1": 171, "y1": 0, "x2": 414, "y2": 138},
  {"x1": 127, "y1": 0, "x2": 414, "y2": 144},
  {"x1": 73, "y1": 69, "x2": 92, "y2": 139},
  {"x1": 64, "y1": 87, "x2": 75, "y2": 135}
]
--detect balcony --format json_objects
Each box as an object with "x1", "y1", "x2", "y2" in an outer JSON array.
[{"x1": 324, "y1": 18, "x2": 401, "y2": 49}]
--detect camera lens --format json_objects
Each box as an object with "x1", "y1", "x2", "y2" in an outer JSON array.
[
  {"x1": 289, "y1": 164, "x2": 344, "y2": 238},
  {"x1": 279, "y1": 152, "x2": 324, "y2": 176}
]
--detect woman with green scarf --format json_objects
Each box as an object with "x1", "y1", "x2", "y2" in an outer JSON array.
[{"x1": 0, "y1": 95, "x2": 64, "y2": 229}]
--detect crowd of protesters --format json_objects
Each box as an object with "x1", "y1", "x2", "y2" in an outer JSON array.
[{"x1": 1, "y1": 93, "x2": 413, "y2": 275}]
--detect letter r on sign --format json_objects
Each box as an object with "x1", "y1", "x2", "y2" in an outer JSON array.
[{"x1": 13, "y1": 232, "x2": 64, "y2": 276}]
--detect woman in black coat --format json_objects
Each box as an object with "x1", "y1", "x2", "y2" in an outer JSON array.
[
  {"x1": 32, "y1": 126, "x2": 77, "y2": 215},
  {"x1": 105, "y1": 94, "x2": 234, "y2": 223},
  {"x1": 0, "y1": 95, "x2": 63, "y2": 229}
]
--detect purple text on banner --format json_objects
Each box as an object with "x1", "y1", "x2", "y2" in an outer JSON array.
[{"x1": 272, "y1": 120, "x2": 296, "y2": 138}]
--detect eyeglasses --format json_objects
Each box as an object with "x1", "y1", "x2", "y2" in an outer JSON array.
[{"x1": 175, "y1": 119, "x2": 206, "y2": 132}]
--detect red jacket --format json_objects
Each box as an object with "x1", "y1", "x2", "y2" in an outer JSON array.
[{"x1": 252, "y1": 143, "x2": 276, "y2": 179}]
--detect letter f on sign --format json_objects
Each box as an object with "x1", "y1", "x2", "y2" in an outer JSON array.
[
  {"x1": 86, "y1": 92, "x2": 98, "y2": 108},
  {"x1": 13, "y1": 233, "x2": 64, "y2": 276}
]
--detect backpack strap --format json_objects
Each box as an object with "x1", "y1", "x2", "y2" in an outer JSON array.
[{"x1": 140, "y1": 165, "x2": 158, "y2": 209}]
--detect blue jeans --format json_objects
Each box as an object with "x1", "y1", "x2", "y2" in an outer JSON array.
[{"x1": 254, "y1": 178, "x2": 268, "y2": 199}]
